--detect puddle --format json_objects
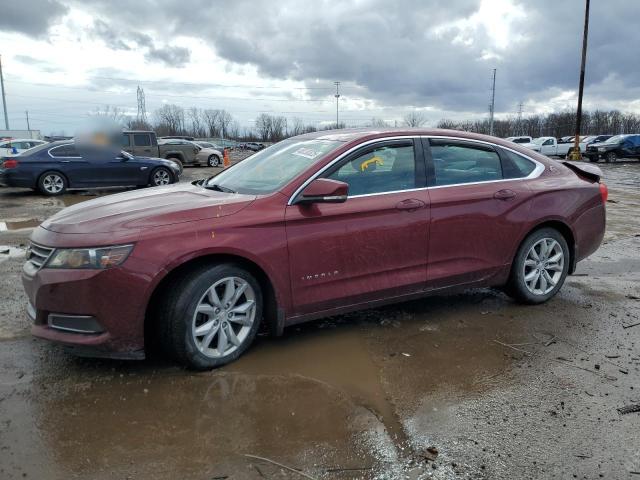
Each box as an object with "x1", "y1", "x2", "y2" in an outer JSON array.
[
  {"x1": 0, "y1": 219, "x2": 41, "y2": 231},
  {"x1": 57, "y1": 193, "x2": 101, "y2": 207}
]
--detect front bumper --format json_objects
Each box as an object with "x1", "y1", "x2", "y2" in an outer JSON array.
[{"x1": 22, "y1": 251, "x2": 156, "y2": 359}]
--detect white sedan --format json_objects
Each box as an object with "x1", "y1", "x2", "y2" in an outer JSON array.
[{"x1": 0, "y1": 139, "x2": 48, "y2": 156}]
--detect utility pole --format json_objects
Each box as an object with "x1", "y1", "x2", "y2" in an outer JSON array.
[
  {"x1": 571, "y1": 0, "x2": 590, "y2": 161},
  {"x1": 25, "y1": 110, "x2": 30, "y2": 131},
  {"x1": 0, "y1": 55, "x2": 9, "y2": 130},
  {"x1": 516, "y1": 102, "x2": 524, "y2": 135},
  {"x1": 489, "y1": 69, "x2": 496, "y2": 136},
  {"x1": 334, "y1": 81, "x2": 341, "y2": 128}
]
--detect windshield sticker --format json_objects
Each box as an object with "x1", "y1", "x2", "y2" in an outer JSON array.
[{"x1": 292, "y1": 147, "x2": 320, "y2": 159}]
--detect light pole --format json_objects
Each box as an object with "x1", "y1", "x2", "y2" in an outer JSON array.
[
  {"x1": 334, "y1": 81, "x2": 340, "y2": 128},
  {"x1": 570, "y1": 0, "x2": 590, "y2": 161}
]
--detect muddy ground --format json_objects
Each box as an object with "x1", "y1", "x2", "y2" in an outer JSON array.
[{"x1": 0, "y1": 162, "x2": 639, "y2": 479}]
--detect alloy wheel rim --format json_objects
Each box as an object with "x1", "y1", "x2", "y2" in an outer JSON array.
[
  {"x1": 154, "y1": 170, "x2": 170, "y2": 185},
  {"x1": 43, "y1": 174, "x2": 63, "y2": 193},
  {"x1": 209, "y1": 156, "x2": 219, "y2": 167},
  {"x1": 191, "y1": 276, "x2": 256, "y2": 358},
  {"x1": 523, "y1": 238, "x2": 564, "y2": 295}
]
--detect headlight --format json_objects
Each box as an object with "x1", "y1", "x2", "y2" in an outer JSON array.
[{"x1": 45, "y1": 244, "x2": 134, "y2": 269}]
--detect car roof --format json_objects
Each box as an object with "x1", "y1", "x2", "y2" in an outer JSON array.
[{"x1": 0, "y1": 138, "x2": 45, "y2": 143}]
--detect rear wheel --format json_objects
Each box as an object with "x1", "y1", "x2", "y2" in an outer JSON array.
[
  {"x1": 158, "y1": 264, "x2": 262, "y2": 369},
  {"x1": 167, "y1": 157, "x2": 183, "y2": 174},
  {"x1": 605, "y1": 151, "x2": 617, "y2": 163},
  {"x1": 38, "y1": 171, "x2": 67, "y2": 196},
  {"x1": 505, "y1": 228, "x2": 569, "y2": 304},
  {"x1": 208, "y1": 154, "x2": 221, "y2": 167}
]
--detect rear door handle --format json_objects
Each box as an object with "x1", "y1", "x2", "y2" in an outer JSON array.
[
  {"x1": 395, "y1": 198, "x2": 426, "y2": 211},
  {"x1": 494, "y1": 189, "x2": 517, "y2": 200}
]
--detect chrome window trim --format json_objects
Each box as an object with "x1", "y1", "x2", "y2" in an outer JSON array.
[
  {"x1": 287, "y1": 135, "x2": 545, "y2": 205},
  {"x1": 47, "y1": 144, "x2": 82, "y2": 159}
]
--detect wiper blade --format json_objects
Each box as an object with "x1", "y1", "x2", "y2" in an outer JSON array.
[{"x1": 204, "y1": 183, "x2": 236, "y2": 193}]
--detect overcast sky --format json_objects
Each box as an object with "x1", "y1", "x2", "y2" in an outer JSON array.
[{"x1": 1, "y1": 0, "x2": 639, "y2": 135}]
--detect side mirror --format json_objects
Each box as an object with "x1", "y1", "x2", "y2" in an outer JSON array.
[{"x1": 296, "y1": 178, "x2": 348, "y2": 204}]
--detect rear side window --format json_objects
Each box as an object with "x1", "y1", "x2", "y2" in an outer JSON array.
[
  {"x1": 121, "y1": 135, "x2": 131, "y2": 147},
  {"x1": 501, "y1": 149, "x2": 536, "y2": 179},
  {"x1": 324, "y1": 142, "x2": 416, "y2": 196},
  {"x1": 134, "y1": 134, "x2": 151, "y2": 146},
  {"x1": 49, "y1": 144, "x2": 79, "y2": 157},
  {"x1": 429, "y1": 140, "x2": 502, "y2": 186}
]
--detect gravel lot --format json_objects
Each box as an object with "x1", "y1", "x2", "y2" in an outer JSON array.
[{"x1": 0, "y1": 161, "x2": 639, "y2": 479}]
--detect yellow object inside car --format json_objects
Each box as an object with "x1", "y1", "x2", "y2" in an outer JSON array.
[{"x1": 359, "y1": 155, "x2": 384, "y2": 171}]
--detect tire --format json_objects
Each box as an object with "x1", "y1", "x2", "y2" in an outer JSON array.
[
  {"x1": 150, "y1": 167, "x2": 173, "y2": 186},
  {"x1": 37, "y1": 171, "x2": 67, "y2": 196},
  {"x1": 208, "y1": 155, "x2": 221, "y2": 167},
  {"x1": 157, "y1": 264, "x2": 262, "y2": 369},
  {"x1": 167, "y1": 157, "x2": 183, "y2": 174},
  {"x1": 605, "y1": 151, "x2": 617, "y2": 163},
  {"x1": 505, "y1": 228, "x2": 570, "y2": 304}
]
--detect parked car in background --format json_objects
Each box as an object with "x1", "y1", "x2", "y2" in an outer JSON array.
[
  {"x1": 238, "y1": 142, "x2": 266, "y2": 151},
  {"x1": 0, "y1": 138, "x2": 48, "y2": 156},
  {"x1": 22, "y1": 128, "x2": 606, "y2": 368},
  {"x1": 525, "y1": 137, "x2": 587, "y2": 158},
  {"x1": 584, "y1": 134, "x2": 613, "y2": 146},
  {"x1": 121, "y1": 131, "x2": 223, "y2": 169},
  {"x1": 585, "y1": 134, "x2": 640, "y2": 162},
  {"x1": 559, "y1": 136, "x2": 573, "y2": 143},
  {"x1": 159, "y1": 135, "x2": 195, "y2": 141},
  {"x1": 505, "y1": 136, "x2": 533, "y2": 144},
  {"x1": 0, "y1": 141, "x2": 180, "y2": 195},
  {"x1": 196, "y1": 141, "x2": 224, "y2": 153}
]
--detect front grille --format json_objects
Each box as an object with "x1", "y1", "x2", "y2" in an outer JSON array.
[{"x1": 26, "y1": 242, "x2": 54, "y2": 269}]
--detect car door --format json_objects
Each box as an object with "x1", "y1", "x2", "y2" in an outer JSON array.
[
  {"x1": 47, "y1": 144, "x2": 93, "y2": 187},
  {"x1": 539, "y1": 138, "x2": 556, "y2": 156},
  {"x1": 285, "y1": 138, "x2": 430, "y2": 316},
  {"x1": 132, "y1": 133, "x2": 154, "y2": 157},
  {"x1": 424, "y1": 138, "x2": 537, "y2": 289}
]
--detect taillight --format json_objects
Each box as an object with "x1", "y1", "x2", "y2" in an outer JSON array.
[
  {"x1": 599, "y1": 182, "x2": 608, "y2": 203},
  {"x1": 2, "y1": 159, "x2": 18, "y2": 169}
]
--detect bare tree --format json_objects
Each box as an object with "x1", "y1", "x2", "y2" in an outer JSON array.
[
  {"x1": 403, "y1": 111, "x2": 427, "y2": 127},
  {"x1": 188, "y1": 107, "x2": 205, "y2": 137},
  {"x1": 154, "y1": 104, "x2": 185, "y2": 135},
  {"x1": 202, "y1": 109, "x2": 221, "y2": 137},
  {"x1": 92, "y1": 105, "x2": 130, "y2": 126}
]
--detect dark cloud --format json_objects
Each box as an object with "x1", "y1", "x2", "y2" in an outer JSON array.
[
  {"x1": 0, "y1": 0, "x2": 67, "y2": 37},
  {"x1": 87, "y1": 19, "x2": 190, "y2": 67},
  {"x1": 8, "y1": 0, "x2": 640, "y2": 115},
  {"x1": 145, "y1": 45, "x2": 191, "y2": 67}
]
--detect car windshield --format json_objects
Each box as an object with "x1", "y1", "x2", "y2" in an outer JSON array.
[
  {"x1": 532, "y1": 138, "x2": 548, "y2": 145},
  {"x1": 205, "y1": 138, "x2": 344, "y2": 194},
  {"x1": 606, "y1": 135, "x2": 626, "y2": 143}
]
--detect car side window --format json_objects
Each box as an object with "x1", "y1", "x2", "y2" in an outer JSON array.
[
  {"x1": 134, "y1": 134, "x2": 151, "y2": 147},
  {"x1": 429, "y1": 140, "x2": 502, "y2": 186},
  {"x1": 543, "y1": 139, "x2": 554, "y2": 146},
  {"x1": 501, "y1": 149, "x2": 536, "y2": 179},
  {"x1": 49, "y1": 145, "x2": 80, "y2": 158},
  {"x1": 122, "y1": 135, "x2": 131, "y2": 147},
  {"x1": 323, "y1": 142, "x2": 416, "y2": 197}
]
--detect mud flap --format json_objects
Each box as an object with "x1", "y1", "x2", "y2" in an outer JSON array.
[{"x1": 269, "y1": 307, "x2": 285, "y2": 337}]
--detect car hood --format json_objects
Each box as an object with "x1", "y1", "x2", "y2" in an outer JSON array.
[{"x1": 41, "y1": 183, "x2": 256, "y2": 234}]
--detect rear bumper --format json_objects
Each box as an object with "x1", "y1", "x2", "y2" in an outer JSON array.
[{"x1": 0, "y1": 169, "x2": 36, "y2": 188}]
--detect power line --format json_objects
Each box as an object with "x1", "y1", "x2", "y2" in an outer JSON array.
[{"x1": 334, "y1": 81, "x2": 341, "y2": 127}]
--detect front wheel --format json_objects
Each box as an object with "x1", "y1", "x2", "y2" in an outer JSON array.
[
  {"x1": 158, "y1": 264, "x2": 262, "y2": 369},
  {"x1": 605, "y1": 151, "x2": 617, "y2": 163},
  {"x1": 150, "y1": 167, "x2": 173, "y2": 186},
  {"x1": 505, "y1": 228, "x2": 570, "y2": 304}
]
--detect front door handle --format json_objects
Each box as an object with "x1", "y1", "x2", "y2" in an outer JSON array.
[
  {"x1": 395, "y1": 198, "x2": 426, "y2": 211},
  {"x1": 494, "y1": 189, "x2": 517, "y2": 200}
]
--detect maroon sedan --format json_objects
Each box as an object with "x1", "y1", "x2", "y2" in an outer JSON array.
[{"x1": 22, "y1": 129, "x2": 606, "y2": 369}]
